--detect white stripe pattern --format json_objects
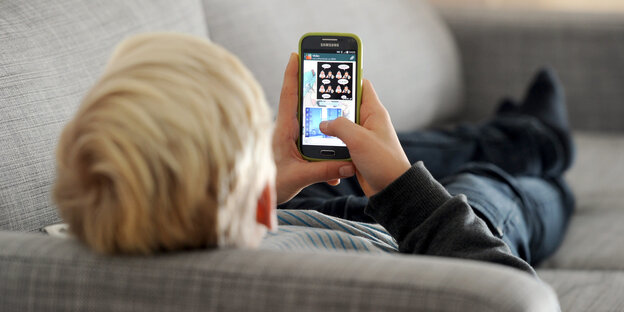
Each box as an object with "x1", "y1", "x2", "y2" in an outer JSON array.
[{"x1": 260, "y1": 210, "x2": 398, "y2": 254}]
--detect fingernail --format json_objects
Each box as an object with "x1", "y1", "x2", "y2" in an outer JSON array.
[
  {"x1": 339, "y1": 165, "x2": 354, "y2": 177},
  {"x1": 319, "y1": 121, "x2": 328, "y2": 132}
]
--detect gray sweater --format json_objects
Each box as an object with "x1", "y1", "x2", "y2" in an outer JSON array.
[
  {"x1": 366, "y1": 161, "x2": 535, "y2": 275},
  {"x1": 263, "y1": 162, "x2": 536, "y2": 276}
]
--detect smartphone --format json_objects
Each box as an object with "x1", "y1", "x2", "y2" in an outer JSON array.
[{"x1": 298, "y1": 32, "x2": 362, "y2": 161}]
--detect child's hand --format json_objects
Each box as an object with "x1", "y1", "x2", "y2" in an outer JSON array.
[
  {"x1": 273, "y1": 53, "x2": 355, "y2": 204},
  {"x1": 320, "y1": 79, "x2": 411, "y2": 197}
]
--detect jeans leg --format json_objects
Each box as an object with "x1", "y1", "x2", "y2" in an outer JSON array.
[
  {"x1": 400, "y1": 114, "x2": 563, "y2": 179},
  {"x1": 287, "y1": 127, "x2": 480, "y2": 207},
  {"x1": 442, "y1": 163, "x2": 574, "y2": 265},
  {"x1": 279, "y1": 128, "x2": 479, "y2": 222},
  {"x1": 281, "y1": 115, "x2": 567, "y2": 224},
  {"x1": 398, "y1": 129, "x2": 477, "y2": 180},
  {"x1": 286, "y1": 115, "x2": 545, "y2": 201}
]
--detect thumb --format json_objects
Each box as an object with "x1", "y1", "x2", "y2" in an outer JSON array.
[{"x1": 319, "y1": 117, "x2": 365, "y2": 147}]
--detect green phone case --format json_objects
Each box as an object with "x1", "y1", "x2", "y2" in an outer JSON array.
[{"x1": 297, "y1": 32, "x2": 363, "y2": 162}]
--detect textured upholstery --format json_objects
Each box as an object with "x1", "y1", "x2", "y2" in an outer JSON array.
[
  {"x1": 0, "y1": 0, "x2": 207, "y2": 231},
  {"x1": 539, "y1": 132, "x2": 624, "y2": 270},
  {"x1": 201, "y1": 0, "x2": 463, "y2": 132},
  {"x1": 440, "y1": 8, "x2": 624, "y2": 132},
  {"x1": 565, "y1": 132, "x2": 624, "y2": 202},
  {"x1": 538, "y1": 270, "x2": 624, "y2": 312},
  {"x1": 0, "y1": 230, "x2": 560, "y2": 312}
]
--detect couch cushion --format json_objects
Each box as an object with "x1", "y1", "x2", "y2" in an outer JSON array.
[
  {"x1": 538, "y1": 269, "x2": 624, "y2": 312},
  {"x1": 541, "y1": 206, "x2": 624, "y2": 270},
  {"x1": 0, "y1": 0, "x2": 207, "y2": 231},
  {"x1": 202, "y1": 0, "x2": 463, "y2": 132},
  {"x1": 566, "y1": 132, "x2": 624, "y2": 202},
  {"x1": 539, "y1": 132, "x2": 624, "y2": 270}
]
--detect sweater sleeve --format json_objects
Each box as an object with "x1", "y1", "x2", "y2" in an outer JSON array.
[{"x1": 364, "y1": 162, "x2": 536, "y2": 276}]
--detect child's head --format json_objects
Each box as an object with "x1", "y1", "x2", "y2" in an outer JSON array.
[{"x1": 54, "y1": 33, "x2": 275, "y2": 254}]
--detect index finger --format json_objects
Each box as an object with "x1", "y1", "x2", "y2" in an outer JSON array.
[{"x1": 277, "y1": 53, "x2": 299, "y2": 121}]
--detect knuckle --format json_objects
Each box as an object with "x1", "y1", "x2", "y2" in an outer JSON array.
[{"x1": 324, "y1": 164, "x2": 333, "y2": 180}]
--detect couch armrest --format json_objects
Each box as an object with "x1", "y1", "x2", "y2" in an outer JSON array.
[
  {"x1": 0, "y1": 231, "x2": 559, "y2": 312},
  {"x1": 439, "y1": 8, "x2": 624, "y2": 132}
]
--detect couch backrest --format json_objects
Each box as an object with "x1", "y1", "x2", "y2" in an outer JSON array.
[
  {"x1": 0, "y1": 0, "x2": 463, "y2": 231},
  {"x1": 202, "y1": 0, "x2": 463, "y2": 132},
  {"x1": 0, "y1": 0, "x2": 207, "y2": 231}
]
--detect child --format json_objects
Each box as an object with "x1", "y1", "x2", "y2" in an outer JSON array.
[
  {"x1": 54, "y1": 33, "x2": 573, "y2": 279},
  {"x1": 54, "y1": 33, "x2": 275, "y2": 254}
]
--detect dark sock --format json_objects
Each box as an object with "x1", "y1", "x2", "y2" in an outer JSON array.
[
  {"x1": 495, "y1": 97, "x2": 520, "y2": 115},
  {"x1": 518, "y1": 68, "x2": 575, "y2": 174},
  {"x1": 493, "y1": 68, "x2": 575, "y2": 176}
]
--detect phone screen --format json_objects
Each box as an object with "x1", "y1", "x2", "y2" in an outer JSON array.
[{"x1": 300, "y1": 51, "x2": 357, "y2": 147}]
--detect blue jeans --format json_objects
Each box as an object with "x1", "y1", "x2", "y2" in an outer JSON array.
[{"x1": 279, "y1": 114, "x2": 575, "y2": 266}]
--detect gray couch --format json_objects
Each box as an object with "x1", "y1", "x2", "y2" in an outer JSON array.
[{"x1": 1, "y1": 1, "x2": 623, "y2": 311}]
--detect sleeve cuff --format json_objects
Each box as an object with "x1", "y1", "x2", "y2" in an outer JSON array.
[{"x1": 365, "y1": 161, "x2": 454, "y2": 240}]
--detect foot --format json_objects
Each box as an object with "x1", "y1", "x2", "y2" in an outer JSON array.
[
  {"x1": 518, "y1": 68, "x2": 575, "y2": 174},
  {"x1": 493, "y1": 68, "x2": 575, "y2": 176}
]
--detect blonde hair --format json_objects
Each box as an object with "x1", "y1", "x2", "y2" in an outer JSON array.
[{"x1": 53, "y1": 33, "x2": 274, "y2": 254}]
